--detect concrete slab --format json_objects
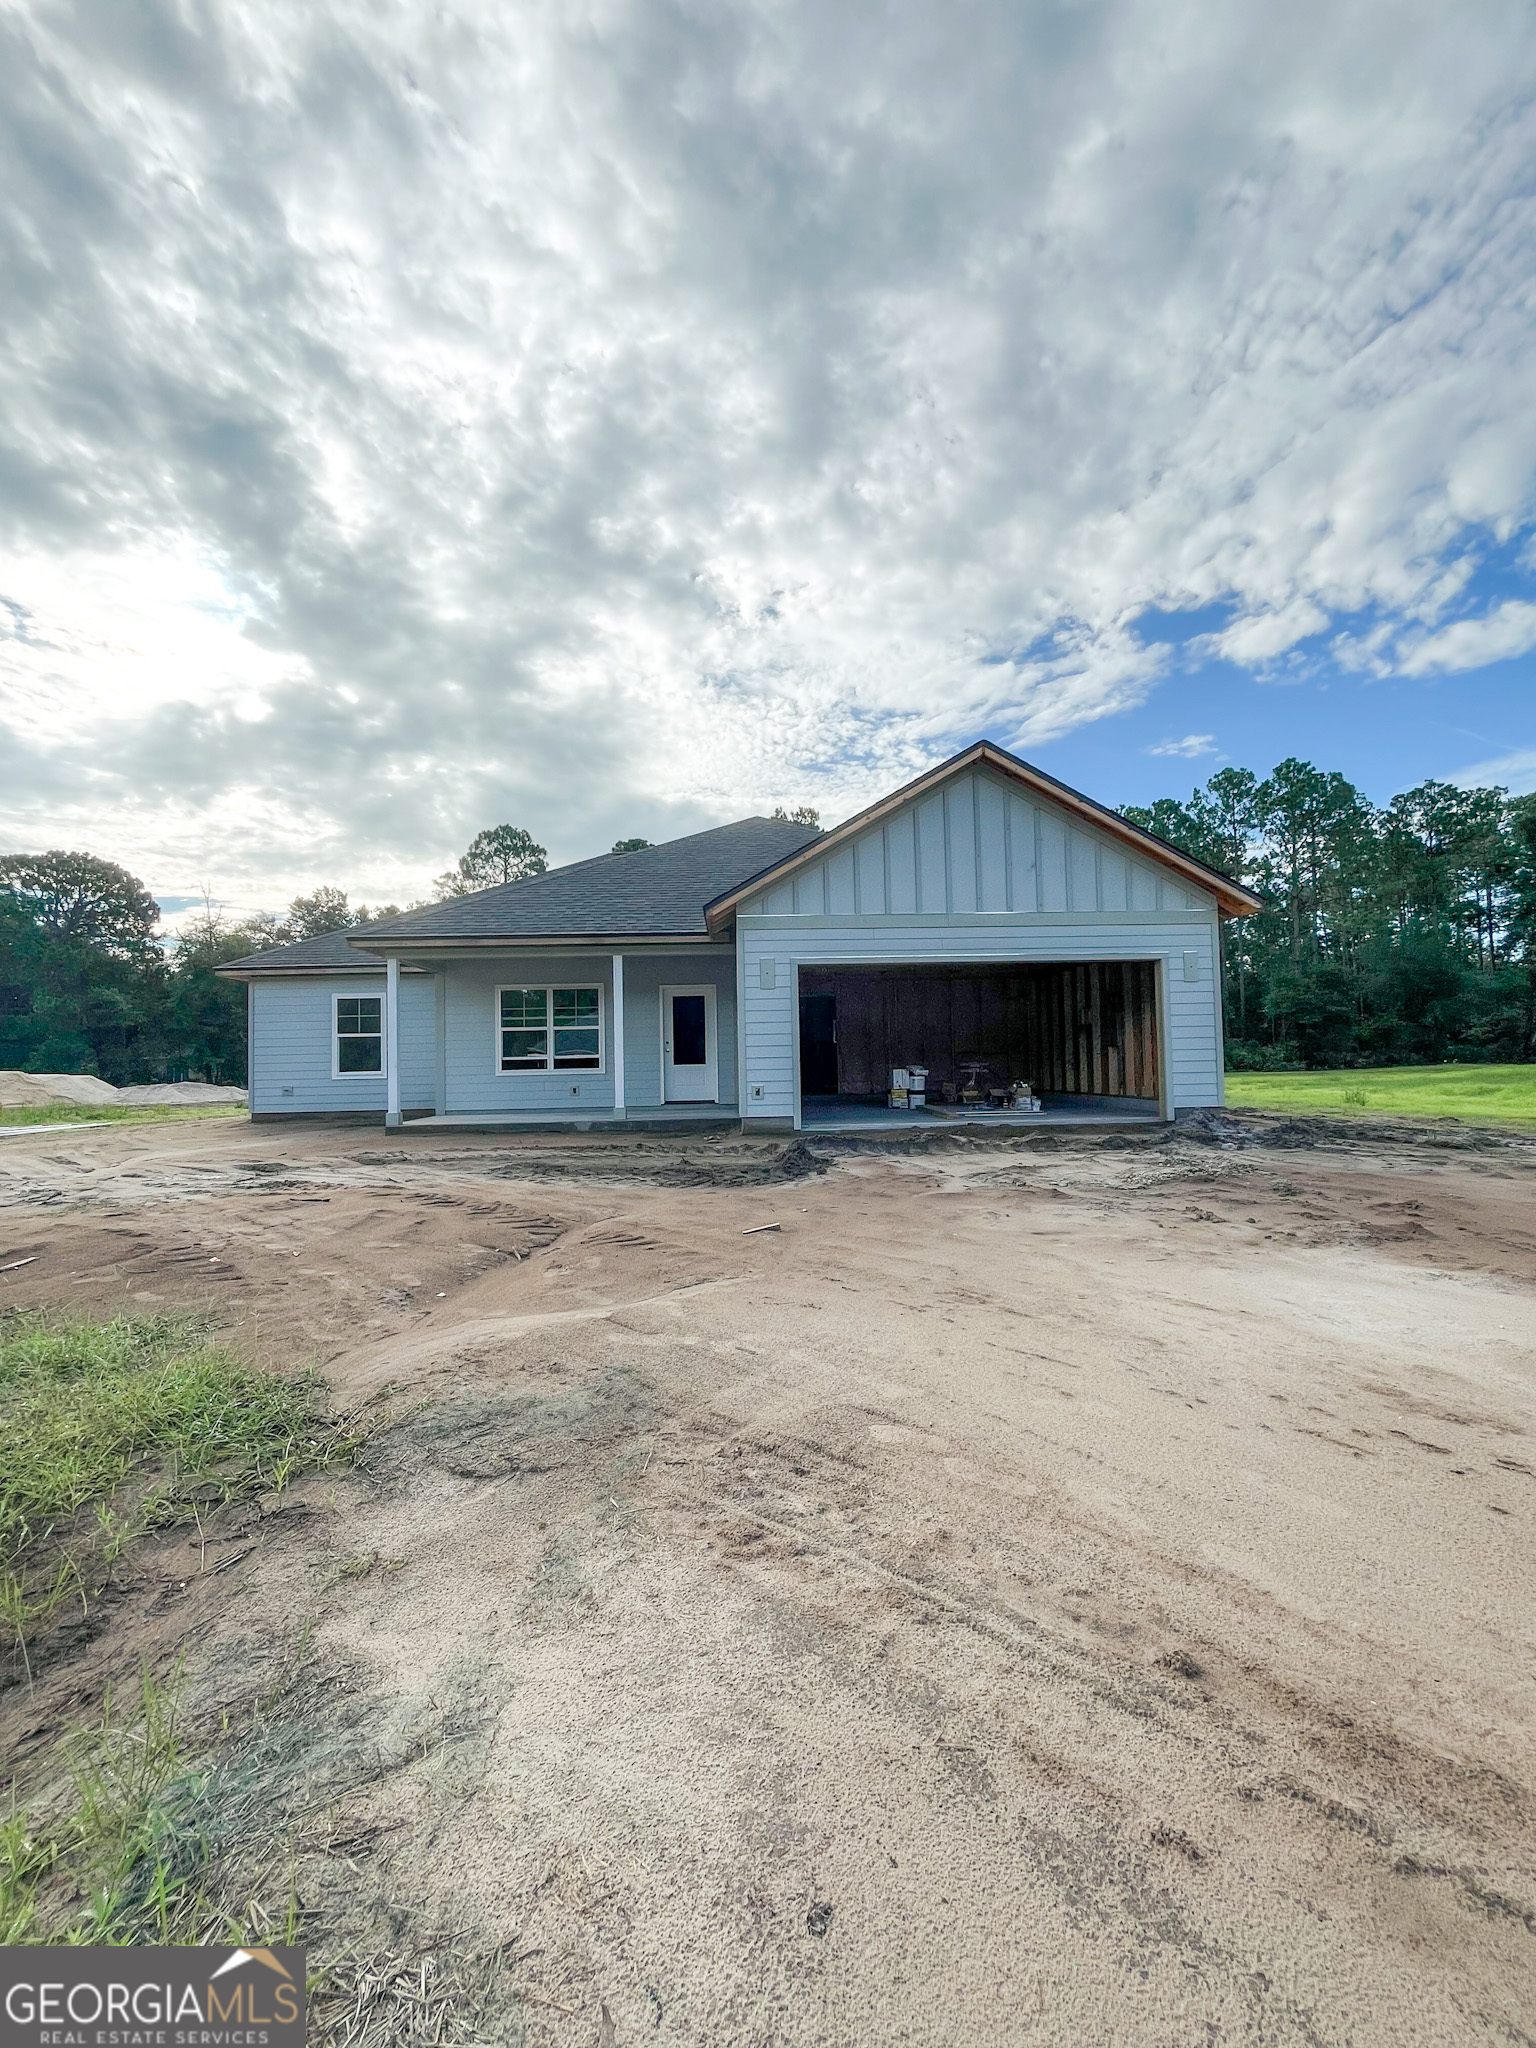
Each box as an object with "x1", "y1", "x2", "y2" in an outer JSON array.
[
  {"x1": 409, "y1": 1102, "x2": 741, "y2": 1133},
  {"x1": 800, "y1": 1099, "x2": 1163, "y2": 1133}
]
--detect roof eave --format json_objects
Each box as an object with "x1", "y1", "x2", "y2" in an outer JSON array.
[
  {"x1": 345, "y1": 929, "x2": 723, "y2": 953},
  {"x1": 214, "y1": 960, "x2": 411, "y2": 980}
]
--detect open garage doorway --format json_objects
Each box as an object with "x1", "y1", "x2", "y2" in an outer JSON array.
[{"x1": 796, "y1": 961, "x2": 1164, "y2": 1127}]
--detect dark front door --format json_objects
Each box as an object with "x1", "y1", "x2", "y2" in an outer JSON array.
[{"x1": 799, "y1": 991, "x2": 839, "y2": 1095}]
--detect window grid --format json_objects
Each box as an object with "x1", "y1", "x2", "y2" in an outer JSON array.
[
  {"x1": 498, "y1": 985, "x2": 603, "y2": 1073},
  {"x1": 334, "y1": 993, "x2": 384, "y2": 1076}
]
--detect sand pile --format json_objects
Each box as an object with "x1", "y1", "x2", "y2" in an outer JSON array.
[
  {"x1": 113, "y1": 1082, "x2": 248, "y2": 1105},
  {"x1": 0, "y1": 1071, "x2": 120, "y2": 1107},
  {"x1": 0, "y1": 1070, "x2": 246, "y2": 1108}
]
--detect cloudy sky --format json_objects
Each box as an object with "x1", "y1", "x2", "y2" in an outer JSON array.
[{"x1": 3, "y1": 0, "x2": 1536, "y2": 923}]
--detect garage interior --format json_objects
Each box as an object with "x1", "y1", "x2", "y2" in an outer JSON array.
[{"x1": 797, "y1": 961, "x2": 1162, "y2": 1123}]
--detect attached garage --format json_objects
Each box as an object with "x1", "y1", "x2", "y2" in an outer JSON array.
[
  {"x1": 713, "y1": 741, "x2": 1260, "y2": 1131},
  {"x1": 797, "y1": 959, "x2": 1161, "y2": 1109}
]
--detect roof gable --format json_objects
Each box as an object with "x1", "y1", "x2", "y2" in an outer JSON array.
[{"x1": 709, "y1": 743, "x2": 1260, "y2": 925}]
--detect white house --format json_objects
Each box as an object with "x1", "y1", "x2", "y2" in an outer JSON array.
[{"x1": 217, "y1": 742, "x2": 1259, "y2": 1131}]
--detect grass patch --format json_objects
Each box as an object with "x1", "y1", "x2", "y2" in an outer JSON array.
[
  {"x1": 1225, "y1": 1064, "x2": 1536, "y2": 1126},
  {"x1": 0, "y1": 1311, "x2": 358, "y2": 1678},
  {"x1": 0, "y1": 1105, "x2": 246, "y2": 1128},
  {"x1": 2, "y1": 1661, "x2": 304, "y2": 1947}
]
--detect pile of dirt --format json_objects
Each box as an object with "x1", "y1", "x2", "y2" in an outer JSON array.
[
  {"x1": 113, "y1": 1082, "x2": 248, "y2": 1105},
  {"x1": 0, "y1": 1070, "x2": 120, "y2": 1107},
  {"x1": 0, "y1": 1070, "x2": 246, "y2": 1108}
]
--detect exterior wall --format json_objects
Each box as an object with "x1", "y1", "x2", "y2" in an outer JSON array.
[
  {"x1": 737, "y1": 915, "x2": 1223, "y2": 1122},
  {"x1": 739, "y1": 768, "x2": 1215, "y2": 919},
  {"x1": 443, "y1": 953, "x2": 617, "y2": 1116},
  {"x1": 247, "y1": 952, "x2": 742, "y2": 1120},
  {"x1": 618, "y1": 949, "x2": 738, "y2": 1106},
  {"x1": 437, "y1": 948, "x2": 738, "y2": 1114},
  {"x1": 248, "y1": 974, "x2": 435, "y2": 1116}
]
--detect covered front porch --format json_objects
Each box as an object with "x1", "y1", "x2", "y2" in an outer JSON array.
[
  {"x1": 404, "y1": 1100, "x2": 740, "y2": 1130},
  {"x1": 379, "y1": 944, "x2": 739, "y2": 1128}
]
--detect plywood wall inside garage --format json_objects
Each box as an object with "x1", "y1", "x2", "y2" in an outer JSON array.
[{"x1": 799, "y1": 962, "x2": 1159, "y2": 1101}]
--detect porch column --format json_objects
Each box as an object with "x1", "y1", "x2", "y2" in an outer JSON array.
[
  {"x1": 611, "y1": 952, "x2": 626, "y2": 1116},
  {"x1": 384, "y1": 956, "x2": 401, "y2": 1129}
]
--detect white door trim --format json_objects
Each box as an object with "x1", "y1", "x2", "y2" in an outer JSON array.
[{"x1": 660, "y1": 984, "x2": 718, "y2": 1103}]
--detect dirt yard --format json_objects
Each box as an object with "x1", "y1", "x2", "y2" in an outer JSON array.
[{"x1": 2, "y1": 1111, "x2": 1534, "y2": 2044}]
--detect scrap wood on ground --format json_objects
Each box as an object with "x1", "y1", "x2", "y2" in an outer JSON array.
[{"x1": 0, "y1": 1109, "x2": 1532, "y2": 2047}]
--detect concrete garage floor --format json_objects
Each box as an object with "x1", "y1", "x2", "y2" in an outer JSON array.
[
  {"x1": 800, "y1": 1093, "x2": 1164, "y2": 1132},
  {"x1": 1, "y1": 1110, "x2": 1533, "y2": 2046}
]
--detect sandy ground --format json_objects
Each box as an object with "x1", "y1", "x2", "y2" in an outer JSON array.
[{"x1": 2, "y1": 1112, "x2": 1534, "y2": 2045}]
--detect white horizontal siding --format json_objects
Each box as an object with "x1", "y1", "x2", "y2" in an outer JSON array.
[
  {"x1": 617, "y1": 950, "x2": 737, "y2": 1106},
  {"x1": 249, "y1": 957, "x2": 741, "y2": 1121},
  {"x1": 741, "y1": 769, "x2": 1214, "y2": 918},
  {"x1": 437, "y1": 949, "x2": 738, "y2": 1114},
  {"x1": 738, "y1": 920, "x2": 1224, "y2": 1122},
  {"x1": 443, "y1": 954, "x2": 615, "y2": 1115},
  {"x1": 250, "y1": 975, "x2": 434, "y2": 1115}
]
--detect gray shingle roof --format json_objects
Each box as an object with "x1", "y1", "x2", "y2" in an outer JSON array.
[
  {"x1": 215, "y1": 818, "x2": 822, "y2": 973},
  {"x1": 215, "y1": 929, "x2": 390, "y2": 975},
  {"x1": 358, "y1": 817, "x2": 820, "y2": 942}
]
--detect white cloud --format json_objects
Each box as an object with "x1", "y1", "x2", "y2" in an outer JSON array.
[
  {"x1": 1211, "y1": 601, "x2": 1329, "y2": 666},
  {"x1": 1396, "y1": 599, "x2": 1536, "y2": 675},
  {"x1": 1451, "y1": 747, "x2": 1536, "y2": 795},
  {"x1": 1147, "y1": 734, "x2": 1218, "y2": 759},
  {"x1": 1, "y1": 1, "x2": 1535, "y2": 906}
]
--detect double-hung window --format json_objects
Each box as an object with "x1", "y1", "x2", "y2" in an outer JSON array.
[
  {"x1": 335, "y1": 994, "x2": 383, "y2": 1074},
  {"x1": 499, "y1": 985, "x2": 602, "y2": 1072}
]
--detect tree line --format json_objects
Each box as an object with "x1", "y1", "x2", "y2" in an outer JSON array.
[
  {"x1": 0, "y1": 812, "x2": 819, "y2": 1086},
  {"x1": 0, "y1": 825, "x2": 556, "y2": 1085},
  {"x1": 19, "y1": 762, "x2": 1521, "y2": 1088},
  {"x1": 1121, "y1": 762, "x2": 1536, "y2": 1067}
]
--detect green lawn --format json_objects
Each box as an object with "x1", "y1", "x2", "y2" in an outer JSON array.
[
  {"x1": 1224, "y1": 1064, "x2": 1536, "y2": 1126},
  {"x1": 0, "y1": 1312, "x2": 359, "y2": 1945},
  {"x1": 0, "y1": 1104, "x2": 246, "y2": 1129}
]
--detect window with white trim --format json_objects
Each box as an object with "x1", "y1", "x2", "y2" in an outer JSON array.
[
  {"x1": 335, "y1": 994, "x2": 383, "y2": 1074},
  {"x1": 498, "y1": 985, "x2": 603, "y2": 1071}
]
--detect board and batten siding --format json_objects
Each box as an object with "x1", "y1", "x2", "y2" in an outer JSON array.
[
  {"x1": 249, "y1": 974, "x2": 436, "y2": 1115},
  {"x1": 738, "y1": 769, "x2": 1213, "y2": 919},
  {"x1": 734, "y1": 768, "x2": 1224, "y2": 1124},
  {"x1": 738, "y1": 922, "x2": 1223, "y2": 1122}
]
